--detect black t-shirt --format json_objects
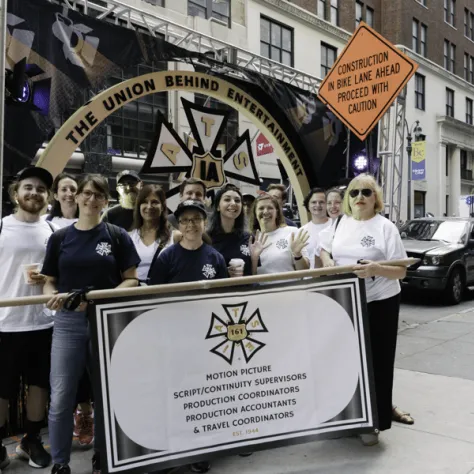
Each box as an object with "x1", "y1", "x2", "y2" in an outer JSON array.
[
  {"x1": 210, "y1": 231, "x2": 253, "y2": 277},
  {"x1": 42, "y1": 223, "x2": 140, "y2": 293},
  {"x1": 148, "y1": 243, "x2": 228, "y2": 284},
  {"x1": 103, "y1": 205, "x2": 134, "y2": 231}
]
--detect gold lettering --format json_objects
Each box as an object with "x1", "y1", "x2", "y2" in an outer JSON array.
[
  {"x1": 245, "y1": 342, "x2": 255, "y2": 351},
  {"x1": 201, "y1": 116, "x2": 215, "y2": 137},
  {"x1": 251, "y1": 320, "x2": 260, "y2": 328},
  {"x1": 233, "y1": 152, "x2": 249, "y2": 170},
  {"x1": 232, "y1": 308, "x2": 240, "y2": 318},
  {"x1": 223, "y1": 344, "x2": 229, "y2": 353},
  {"x1": 160, "y1": 143, "x2": 181, "y2": 165},
  {"x1": 215, "y1": 325, "x2": 223, "y2": 332}
]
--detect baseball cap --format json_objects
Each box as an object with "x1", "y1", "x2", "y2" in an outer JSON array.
[
  {"x1": 116, "y1": 170, "x2": 141, "y2": 183},
  {"x1": 242, "y1": 193, "x2": 256, "y2": 202},
  {"x1": 175, "y1": 200, "x2": 207, "y2": 220},
  {"x1": 16, "y1": 166, "x2": 54, "y2": 189}
]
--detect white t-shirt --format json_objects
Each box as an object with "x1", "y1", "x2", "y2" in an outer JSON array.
[
  {"x1": 301, "y1": 219, "x2": 332, "y2": 268},
  {"x1": 257, "y1": 226, "x2": 309, "y2": 277},
  {"x1": 319, "y1": 214, "x2": 407, "y2": 303},
  {"x1": 129, "y1": 229, "x2": 172, "y2": 281},
  {"x1": 46, "y1": 216, "x2": 77, "y2": 229},
  {"x1": 0, "y1": 215, "x2": 56, "y2": 332}
]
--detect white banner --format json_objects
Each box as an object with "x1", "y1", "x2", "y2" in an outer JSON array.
[{"x1": 89, "y1": 275, "x2": 376, "y2": 473}]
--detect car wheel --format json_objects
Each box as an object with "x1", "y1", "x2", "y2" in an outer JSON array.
[{"x1": 445, "y1": 268, "x2": 464, "y2": 305}]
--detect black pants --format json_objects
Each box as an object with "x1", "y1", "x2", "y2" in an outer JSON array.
[{"x1": 367, "y1": 293, "x2": 400, "y2": 431}]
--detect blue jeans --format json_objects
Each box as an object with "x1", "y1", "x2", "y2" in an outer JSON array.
[{"x1": 49, "y1": 310, "x2": 90, "y2": 465}]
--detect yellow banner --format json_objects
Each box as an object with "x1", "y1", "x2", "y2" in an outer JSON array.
[{"x1": 412, "y1": 141, "x2": 426, "y2": 163}]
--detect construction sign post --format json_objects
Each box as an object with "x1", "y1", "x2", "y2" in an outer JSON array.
[{"x1": 318, "y1": 23, "x2": 418, "y2": 141}]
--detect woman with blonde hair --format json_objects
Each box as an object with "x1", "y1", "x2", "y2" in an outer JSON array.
[
  {"x1": 319, "y1": 174, "x2": 407, "y2": 446},
  {"x1": 249, "y1": 194, "x2": 309, "y2": 275}
]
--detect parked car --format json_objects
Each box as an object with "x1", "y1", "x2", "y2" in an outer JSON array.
[{"x1": 400, "y1": 217, "x2": 474, "y2": 304}]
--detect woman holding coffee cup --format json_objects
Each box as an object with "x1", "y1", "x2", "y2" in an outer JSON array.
[{"x1": 208, "y1": 184, "x2": 260, "y2": 276}]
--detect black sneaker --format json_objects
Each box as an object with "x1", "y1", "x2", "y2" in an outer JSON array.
[
  {"x1": 51, "y1": 464, "x2": 71, "y2": 474},
  {"x1": 190, "y1": 461, "x2": 211, "y2": 473},
  {"x1": 16, "y1": 435, "x2": 51, "y2": 468},
  {"x1": 0, "y1": 444, "x2": 10, "y2": 470},
  {"x1": 92, "y1": 452, "x2": 101, "y2": 474}
]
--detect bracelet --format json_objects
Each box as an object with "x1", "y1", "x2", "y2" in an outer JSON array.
[{"x1": 293, "y1": 254, "x2": 303, "y2": 261}]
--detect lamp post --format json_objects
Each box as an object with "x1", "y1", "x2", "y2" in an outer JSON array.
[{"x1": 405, "y1": 120, "x2": 423, "y2": 221}]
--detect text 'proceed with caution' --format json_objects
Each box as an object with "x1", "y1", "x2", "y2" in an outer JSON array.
[{"x1": 318, "y1": 22, "x2": 418, "y2": 141}]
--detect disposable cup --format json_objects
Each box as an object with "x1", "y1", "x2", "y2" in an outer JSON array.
[{"x1": 22, "y1": 263, "x2": 41, "y2": 285}]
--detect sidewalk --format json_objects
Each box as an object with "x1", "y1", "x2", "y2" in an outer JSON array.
[{"x1": 3, "y1": 369, "x2": 474, "y2": 474}]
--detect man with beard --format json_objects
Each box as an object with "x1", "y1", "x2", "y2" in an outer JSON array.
[
  {"x1": 301, "y1": 188, "x2": 332, "y2": 268},
  {"x1": 168, "y1": 178, "x2": 207, "y2": 229},
  {"x1": 0, "y1": 167, "x2": 55, "y2": 471},
  {"x1": 103, "y1": 170, "x2": 142, "y2": 230}
]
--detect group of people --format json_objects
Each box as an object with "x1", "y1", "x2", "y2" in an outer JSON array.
[{"x1": 0, "y1": 165, "x2": 413, "y2": 474}]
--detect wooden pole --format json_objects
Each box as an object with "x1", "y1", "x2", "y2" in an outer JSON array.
[{"x1": 0, "y1": 258, "x2": 419, "y2": 308}]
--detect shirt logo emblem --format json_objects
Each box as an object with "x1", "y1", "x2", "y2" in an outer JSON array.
[
  {"x1": 276, "y1": 238, "x2": 288, "y2": 250},
  {"x1": 96, "y1": 242, "x2": 112, "y2": 256},
  {"x1": 240, "y1": 244, "x2": 250, "y2": 256},
  {"x1": 202, "y1": 264, "x2": 217, "y2": 279},
  {"x1": 361, "y1": 235, "x2": 375, "y2": 248}
]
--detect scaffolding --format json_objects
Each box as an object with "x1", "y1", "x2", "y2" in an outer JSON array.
[{"x1": 48, "y1": 0, "x2": 406, "y2": 218}]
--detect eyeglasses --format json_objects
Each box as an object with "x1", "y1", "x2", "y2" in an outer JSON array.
[
  {"x1": 81, "y1": 190, "x2": 106, "y2": 201},
  {"x1": 349, "y1": 188, "x2": 373, "y2": 198},
  {"x1": 179, "y1": 217, "x2": 204, "y2": 226}
]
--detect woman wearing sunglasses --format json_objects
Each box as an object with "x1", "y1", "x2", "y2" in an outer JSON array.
[
  {"x1": 319, "y1": 174, "x2": 407, "y2": 446},
  {"x1": 42, "y1": 174, "x2": 140, "y2": 474}
]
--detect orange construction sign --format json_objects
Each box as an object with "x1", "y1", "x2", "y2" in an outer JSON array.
[{"x1": 318, "y1": 23, "x2": 418, "y2": 141}]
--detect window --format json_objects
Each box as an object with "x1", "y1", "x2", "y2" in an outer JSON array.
[
  {"x1": 444, "y1": 40, "x2": 456, "y2": 72},
  {"x1": 420, "y1": 24, "x2": 427, "y2": 56},
  {"x1": 465, "y1": 52, "x2": 469, "y2": 81},
  {"x1": 144, "y1": 0, "x2": 164, "y2": 5},
  {"x1": 318, "y1": 0, "x2": 326, "y2": 19},
  {"x1": 321, "y1": 42, "x2": 337, "y2": 78},
  {"x1": 412, "y1": 19, "x2": 419, "y2": 52},
  {"x1": 470, "y1": 56, "x2": 474, "y2": 83},
  {"x1": 465, "y1": 8, "x2": 469, "y2": 36},
  {"x1": 330, "y1": 0, "x2": 338, "y2": 25},
  {"x1": 260, "y1": 17, "x2": 293, "y2": 66},
  {"x1": 366, "y1": 6, "x2": 374, "y2": 27},
  {"x1": 188, "y1": 0, "x2": 231, "y2": 27},
  {"x1": 103, "y1": 64, "x2": 168, "y2": 161},
  {"x1": 446, "y1": 88, "x2": 455, "y2": 117},
  {"x1": 467, "y1": 98, "x2": 473, "y2": 124},
  {"x1": 446, "y1": 147, "x2": 449, "y2": 177},
  {"x1": 417, "y1": 0, "x2": 427, "y2": 5},
  {"x1": 415, "y1": 73, "x2": 425, "y2": 110},
  {"x1": 355, "y1": 1, "x2": 363, "y2": 28},
  {"x1": 445, "y1": 0, "x2": 455, "y2": 25},
  {"x1": 471, "y1": 12, "x2": 474, "y2": 40}
]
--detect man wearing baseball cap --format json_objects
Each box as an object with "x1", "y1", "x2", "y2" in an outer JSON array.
[
  {"x1": 103, "y1": 170, "x2": 142, "y2": 231},
  {"x1": 148, "y1": 199, "x2": 227, "y2": 284},
  {"x1": 0, "y1": 167, "x2": 56, "y2": 470}
]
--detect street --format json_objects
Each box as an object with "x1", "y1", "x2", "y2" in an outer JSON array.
[{"x1": 3, "y1": 289, "x2": 474, "y2": 474}]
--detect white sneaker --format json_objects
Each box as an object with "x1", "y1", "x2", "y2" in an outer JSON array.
[{"x1": 359, "y1": 432, "x2": 379, "y2": 446}]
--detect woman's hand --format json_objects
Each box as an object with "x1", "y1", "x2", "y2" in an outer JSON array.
[
  {"x1": 290, "y1": 229, "x2": 309, "y2": 257},
  {"x1": 46, "y1": 291, "x2": 64, "y2": 311},
  {"x1": 29, "y1": 272, "x2": 46, "y2": 286},
  {"x1": 320, "y1": 250, "x2": 335, "y2": 268},
  {"x1": 249, "y1": 231, "x2": 271, "y2": 259},
  {"x1": 353, "y1": 260, "x2": 380, "y2": 279}
]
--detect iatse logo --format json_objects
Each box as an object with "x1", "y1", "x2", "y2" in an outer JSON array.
[
  {"x1": 52, "y1": 12, "x2": 99, "y2": 68},
  {"x1": 205, "y1": 302, "x2": 268, "y2": 365}
]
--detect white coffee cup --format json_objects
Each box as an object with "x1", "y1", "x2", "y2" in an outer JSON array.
[
  {"x1": 22, "y1": 263, "x2": 41, "y2": 285},
  {"x1": 229, "y1": 258, "x2": 245, "y2": 277}
]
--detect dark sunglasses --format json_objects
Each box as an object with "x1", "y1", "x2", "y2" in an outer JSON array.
[{"x1": 349, "y1": 188, "x2": 373, "y2": 198}]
